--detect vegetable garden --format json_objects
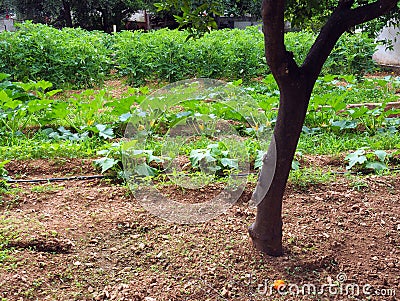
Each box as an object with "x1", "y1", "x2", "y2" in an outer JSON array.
[{"x1": 0, "y1": 23, "x2": 399, "y2": 300}]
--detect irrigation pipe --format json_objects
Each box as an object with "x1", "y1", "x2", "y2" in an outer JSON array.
[
  {"x1": 2, "y1": 168, "x2": 399, "y2": 184},
  {"x1": 5, "y1": 175, "x2": 106, "y2": 183}
]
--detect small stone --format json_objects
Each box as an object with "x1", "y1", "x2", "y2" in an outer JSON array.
[
  {"x1": 221, "y1": 288, "x2": 229, "y2": 297},
  {"x1": 144, "y1": 297, "x2": 156, "y2": 301},
  {"x1": 397, "y1": 224, "x2": 400, "y2": 231},
  {"x1": 387, "y1": 262, "x2": 395, "y2": 268},
  {"x1": 88, "y1": 286, "x2": 94, "y2": 293},
  {"x1": 371, "y1": 256, "x2": 379, "y2": 261},
  {"x1": 94, "y1": 292, "x2": 105, "y2": 301},
  {"x1": 109, "y1": 247, "x2": 118, "y2": 252},
  {"x1": 73, "y1": 261, "x2": 82, "y2": 266}
]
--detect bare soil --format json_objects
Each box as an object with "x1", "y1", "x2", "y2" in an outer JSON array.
[{"x1": 0, "y1": 158, "x2": 399, "y2": 301}]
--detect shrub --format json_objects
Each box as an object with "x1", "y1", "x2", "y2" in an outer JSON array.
[
  {"x1": 285, "y1": 30, "x2": 377, "y2": 75},
  {"x1": 0, "y1": 23, "x2": 377, "y2": 87},
  {"x1": 0, "y1": 22, "x2": 112, "y2": 88},
  {"x1": 112, "y1": 27, "x2": 268, "y2": 85}
]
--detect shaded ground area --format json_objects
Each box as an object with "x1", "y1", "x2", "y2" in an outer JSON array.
[{"x1": 0, "y1": 159, "x2": 399, "y2": 300}]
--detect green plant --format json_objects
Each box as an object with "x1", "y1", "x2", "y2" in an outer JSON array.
[
  {"x1": 190, "y1": 142, "x2": 239, "y2": 174},
  {"x1": 345, "y1": 148, "x2": 389, "y2": 172},
  {"x1": 0, "y1": 160, "x2": 9, "y2": 180},
  {"x1": 0, "y1": 74, "x2": 61, "y2": 136},
  {"x1": 0, "y1": 22, "x2": 112, "y2": 88},
  {"x1": 289, "y1": 167, "x2": 335, "y2": 191}
]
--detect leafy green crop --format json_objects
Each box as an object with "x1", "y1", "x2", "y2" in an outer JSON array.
[
  {"x1": 345, "y1": 148, "x2": 389, "y2": 172},
  {"x1": 0, "y1": 22, "x2": 112, "y2": 88},
  {"x1": 0, "y1": 22, "x2": 377, "y2": 87}
]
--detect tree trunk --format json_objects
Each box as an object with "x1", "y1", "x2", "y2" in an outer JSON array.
[
  {"x1": 249, "y1": 77, "x2": 312, "y2": 256},
  {"x1": 62, "y1": 0, "x2": 73, "y2": 27},
  {"x1": 102, "y1": 8, "x2": 110, "y2": 32}
]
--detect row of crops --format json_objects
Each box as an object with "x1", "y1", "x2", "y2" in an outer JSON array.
[
  {"x1": 0, "y1": 22, "x2": 399, "y2": 185},
  {"x1": 0, "y1": 22, "x2": 377, "y2": 88}
]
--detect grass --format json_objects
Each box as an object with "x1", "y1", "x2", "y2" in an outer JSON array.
[
  {"x1": 298, "y1": 132, "x2": 400, "y2": 155},
  {"x1": 0, "y1": 136, "x2": 109, "y2": 161},
  {"x1": 289, "y1": 167, "x2": 336, "y2": 191}
]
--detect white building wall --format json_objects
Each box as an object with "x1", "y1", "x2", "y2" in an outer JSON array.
[{"x1": 373, "y1": 25, "x2": 400, "y2": 66}]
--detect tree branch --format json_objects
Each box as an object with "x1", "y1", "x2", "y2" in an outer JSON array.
[
  {"x1": 347, "y1": 0, "x2": 399, "y2": 26},
  {"x1": 303, "y1": 0, "x2": 398, "y2": 81},
  {"x1": 262, "y1": 0, "x2": 299, "y2": 80}
]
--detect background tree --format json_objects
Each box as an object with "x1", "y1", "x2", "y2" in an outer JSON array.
[{"x1": 8, "y1": 0, "x2": 149, "y2": 31}]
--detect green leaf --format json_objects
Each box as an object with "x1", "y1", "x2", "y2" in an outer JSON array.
[
  {"x1": 331, "y1": 101, "x2": 347, "y2": 112},
  {"x1": 254, "y1": 150, "x2": 265, "y2": 169},
  {"x1": 96, "y1": 124, "x2": 115, "y2": 139},
  {"x1": 148, "y1": 154, "x2": 164, "y2": 164},
  {"x1": 190, "y1": 149, "x2": 216, "y2": 168},
  {"x1": 220, "y1": 158, "x2": 238, "y2": 170},
  {"x1": 374, "y1": 150, "x2": 387, "y2": 162},
  {"x1": 292, "y1": 160, "x2": 300, "y2": 171},
  {"x1": 0, "y1": 73, "x2": 10, "y2": 81},
  {"x1": 345, "y1": 150, "x2": 367, "y2": 170},
  {"x1": 134, "y1": 163, "x2": 156, "y2": 177},
  {"x1": 45, "y1": 89, "x2": 63, "y2": 97},
  {"x1": 94, "y1": 157, "x2": 119, "y2": 173},
  {"x1": 232, "y1": 79, "x2": 243, "y2": 86},
  {"x1": 119, "y1": 112, "x2": 132, "y2": 122},
  {"x1": 365, "y1": 162, "x2": 387, "y2": 171},
  {"x1": 331, "y1": 120, "x2": 358, "y2": 130},
  {"x1": 348, "y1": 107, "x2": 368, "y2": 119},
  {"x1": 35, "y1": 80, "x2": 53, "y2": 91},
  {"x1": 0, "y1": 90, "x2": 12, "y2": 102}
]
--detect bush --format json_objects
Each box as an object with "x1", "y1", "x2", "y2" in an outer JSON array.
[
  {"x1": 114, "y1": 27, "x2": 377, "y2": 85},
  {"x1": 326, "y1": 32, "x2": 377, "y2": 75},
  {"x1": 0, "y1": 23, "x2": 377, "y2": 87},
  {"x1": 285, "y1": 30, "x2": 377, "y2": 75},
  {"x1": 112, "y1": 27, "x2": 268, "y2": 85},
  {"x1": 0, "y1": 22, "x2": 112, "y2": 88}
]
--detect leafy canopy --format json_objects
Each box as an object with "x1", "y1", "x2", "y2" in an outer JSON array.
[{"x1": 157, "y1": 0, "x2": 400, "y2": 37}]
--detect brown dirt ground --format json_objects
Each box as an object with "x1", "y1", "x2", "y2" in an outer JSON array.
[{"x1": 0, "y1": 158, "x2": 399, "y2": 301}]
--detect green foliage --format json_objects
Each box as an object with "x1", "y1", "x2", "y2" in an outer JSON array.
[
  {"x1": 10, "y1": 0, "x2": 147, "y2": 31},
  {"x1": 345, "y1": 148, "x2": 389, "y2": 172},
  {"x1": 0, "y1": 22, "x2": 112, "y2": 88},
  {"x1": 0, "y1": 73, "x2": 61, "y2": 136},
  {"x1": 285, "y1": 31, "x2": 377, "y2": 75},
  {"x1": 112, "y1": 26, "x2": 266, "y2": 85},
  {"x1": 113, "y1": 27, "x2": 376, "y2": 85},
  {"x1": 154, "y1": 0, "x2": 222, "y2": 39},
  {"x1": 0, "y1": 160, "x2": 9, "y2": 179},
  {"x1": 326, "y1": 32, "x2": 377, "y2": 75},
  {"x1": 189, "y1": 142, "x2": 239, "y2": 174},
  {"x1": 289, "y1": 167, "x2": 335, "y2": 191},
  {"x1": 0, "y1": 22, "x2": 379, "y2": 87}
]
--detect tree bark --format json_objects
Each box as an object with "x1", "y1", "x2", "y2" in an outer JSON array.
[
  {"x1": 62, "y1": 0, "x2": 73, "y2": 27},
  {"x1": 249, "y1": 81, "x2": 312, "y2": 255},
  {"x1": 249, "y1": 0, "x2": 399, "y2": 256}
]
